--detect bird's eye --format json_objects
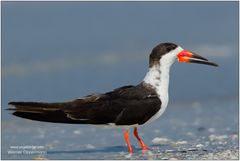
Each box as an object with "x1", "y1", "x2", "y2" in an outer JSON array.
[{"x1": 166, "y1": 47, "x2": 172, "y2": 52}]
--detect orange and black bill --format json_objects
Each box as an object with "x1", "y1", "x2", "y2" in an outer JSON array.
[{"x1": 177, "y1": 50, "x2": 218, "y2": 67}]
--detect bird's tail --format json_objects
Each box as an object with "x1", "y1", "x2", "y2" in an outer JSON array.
[{"x1": 7, "y1": 101, "x2": 88, "y2": 124}]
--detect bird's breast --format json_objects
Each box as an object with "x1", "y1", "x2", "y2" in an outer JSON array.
[{"x1": 144, "y1": 94, "x2": 169, "y2": 125}]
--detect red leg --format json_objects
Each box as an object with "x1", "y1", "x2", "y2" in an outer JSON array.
[
  {"x1": 133, "y1": 127, "x2": 148, "y2": 150},
  {"x1": 124, "y1": 129, "x2": 133, "y2": 153}
]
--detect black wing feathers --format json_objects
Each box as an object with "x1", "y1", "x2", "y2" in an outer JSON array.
[{"x1": 8, "y1": 83, "x2": 161, "y2": 125}]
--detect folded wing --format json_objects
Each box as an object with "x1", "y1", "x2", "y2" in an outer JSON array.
[{"x1": 8, "y1": 83, "x2": 161, "y2": 125}]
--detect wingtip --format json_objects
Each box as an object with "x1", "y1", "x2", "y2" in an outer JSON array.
[
  {"x1": 7, "y1": 102, "x2": 17, "y2": 111},
  {"x1": 8, "y1": 102, "x2": 24, "y2": 106},
  {"x1": 212, "y1": 62, "x2": 219, "y2": 67}
]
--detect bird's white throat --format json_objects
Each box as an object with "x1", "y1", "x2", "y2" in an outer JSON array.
[
  {"x1": 143, "y1": 63, "x2": 170, "y2": 110},
  {"x1": 143, "y1": 46, "x2": 183, "y2": 111}
]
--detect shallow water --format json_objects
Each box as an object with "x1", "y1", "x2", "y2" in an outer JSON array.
[{"x1": 2, "y1": 98, "x2": 239, "y2": 160}]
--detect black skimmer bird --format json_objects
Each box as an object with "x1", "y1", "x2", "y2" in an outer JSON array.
[{"x1": 8, "y1": 42, "x2": 218, "y2": 153}]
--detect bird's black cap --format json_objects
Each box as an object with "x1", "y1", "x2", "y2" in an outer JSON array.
[{"x1": 149, "y1": 43, "x2": 178, "y2": 67}]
